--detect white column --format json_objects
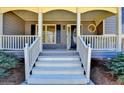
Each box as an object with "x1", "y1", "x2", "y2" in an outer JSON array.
[
  {"x1": 38, "y1": 12, "x2": 43, "y2": 52},
  {"x1": 0, "y1": 13, "x2": 3, "y2": 49},
  {"x1": 76, "y1": 10, "x2": 81, "y2": 51},
  {"x1": 117, "y1": 7, "x2": 122, "y2": 52},
  {"x1": 103, "y1": 20, "x2": 105, "y2": 35}
]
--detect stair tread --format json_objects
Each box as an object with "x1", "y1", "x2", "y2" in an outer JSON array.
[
  {"x1": 28, "y1": 75, "x2": 88, "y2": 85},
  {"x1": 35, "y1": 62, "x2": 81, "y2": 67},
  {"x1": 28, "y1": 74, "x2": 88, "y2": 84},
  {"x1": 29, "y1": 74, "x2": 85, "y2": 79},
  {"x1": 38, "y1": 56, "x2": 79, "y2": 58},
  {"x1": 36, "y1": 61, "x2": 81, "y2": 64},
  {"x1": 42, "y1": 50, "x2": 78, "y2": 53}
]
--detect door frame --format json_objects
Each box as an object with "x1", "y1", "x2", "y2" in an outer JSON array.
[
  {"x1": 66, "y1": 24, "x2": 83, "y2": 49},
  {"x1": 66, "y1": 24, "x2": 77, "y2": 49}
]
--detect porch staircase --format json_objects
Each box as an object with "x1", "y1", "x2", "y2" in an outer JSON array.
[{"x1": 27, "y1": 50, "x2": 89, "y2": 85}]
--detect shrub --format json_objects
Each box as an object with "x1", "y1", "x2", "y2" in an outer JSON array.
[
  {"x1": 0, "y1": 52, "x2": 20, "y2": 78},
  {"x1": 106, "y1": 53, "x2": 124, "y2": 82}
]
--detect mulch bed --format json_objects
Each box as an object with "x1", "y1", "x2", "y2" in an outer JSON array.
[
  {"x1": 0, "y1": 59, "x2": 25, "y2": 85},
  {"x1": 91, "y1": 59, "x2": 124, "y2": 85}
]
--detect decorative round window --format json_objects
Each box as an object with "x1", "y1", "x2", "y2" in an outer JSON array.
[{"x1": 88, "y1": 24, "x2": 96, "y2": 32}]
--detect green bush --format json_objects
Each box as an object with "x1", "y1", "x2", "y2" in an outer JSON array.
[
  {"x1": 0, "y1": 52, "x2": 20, "y2": 78},
  {"x1": 106, "y1": 53, "x2": 124, "y2": 82}
]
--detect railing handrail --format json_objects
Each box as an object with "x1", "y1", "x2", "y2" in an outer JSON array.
[
  {"x1": 0, "y1": 35, "x2": 38, "y2": 36},
  {"x1": 81, "y1": 35, "x2": 117, "y2": 37},
  {"x1": 78, "y1": 36, "x2": 91, "y2": 82},
  {"x1": 79, "y1": 36, "x2": 88, "y2": 48},
  {"x1": 29, "y1": 37, "x2": 39, "y2": 50},
  {"x1": 24, "y1": 37, "x2": 40, "y2": 81},
  {"x1": 28, "y1": 37, "x2": 40, "y2": 71}
]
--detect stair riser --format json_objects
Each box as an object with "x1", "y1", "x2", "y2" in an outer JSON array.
[
  {"x1": 36, "y1": 60, "x2": 81, "y2": 63},
  {"x1": 41, "y1": 51, "x2": 78, "y2": 53},
  {"x1": 40, "y1": 53, "x2": 79, "y2": 56},
  {"x1": 38, "y1": 58, "x2": 80, "y2": 61},
  {"x1": 35, "y1": 63, "x2": 81, "y2": 67},
  {"x1": 32, "y1": 71, "x2": 84, "y2": 75}
]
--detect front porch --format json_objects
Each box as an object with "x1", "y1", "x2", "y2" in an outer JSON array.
[
  {"x1": 0, "y1": 7, "x2": 123, "y2": 84},
  {"x1": 0, "y1": 35, "x2": 120, "y2": 59},
  {"x1": 0, "y1": 8, "x2": 123, "y2": 54}
]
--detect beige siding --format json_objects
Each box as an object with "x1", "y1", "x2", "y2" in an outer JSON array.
[
  {"x1": 25, "y1": 21, "x2": 38, "y2": 35},
  {"x1": 81, "y1": 21, "x2": 96, "y2": 35},
  {"x1": 3, "y1": 12, "x2": 25, "y2": 35}
]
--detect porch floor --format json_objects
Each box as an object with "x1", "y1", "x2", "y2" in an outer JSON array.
[
  {"x1": 2, "y1": 49, "x2": 119, "y2": 59},
  {"x1": 92, "y1": 50, "x2": 119, "y2": 59}
]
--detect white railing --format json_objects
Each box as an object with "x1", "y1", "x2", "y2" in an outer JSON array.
[
  {"x1": 78, "y1": 36, "x2": 91, "y2": 82},
  {"x1": 81, "y1": 35, "x2": 117, "y2": 50},
  {"x1": 0, "y1": 35, "x2": 37, "y2": 50},
  {"x1": 24, "y1": 37, "x2": 40, "y2": 81}
]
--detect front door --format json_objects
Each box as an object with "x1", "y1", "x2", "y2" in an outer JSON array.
[
  {"x1": 71, "y1": 25, "x2": 77, "y2": 49},
  {"x1": 67, "y1": 24, "x2": 77, "y2": 49}
]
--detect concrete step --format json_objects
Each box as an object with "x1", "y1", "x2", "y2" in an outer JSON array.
[
  {"x1": 43, "y1": 44, "x2": 66, "y2": 49},
  {"x1": 28, "y1": 74, "x2": 88, "y2": 84},
  {"x1": 38, "y1": 56, "x2": 80, "y2": 61},
  {"x1": 35, "y1": 61, "x2": 82, "y2": 67},
  {"x1": 40, "y1": 50, "x2": 79, "y2": 56},
  {"x1": 32, "y1": 67, "x2": 84, "y2": 75},
  {"x1": 27, "y1": 50, "x2": 88, "y2": 85}
]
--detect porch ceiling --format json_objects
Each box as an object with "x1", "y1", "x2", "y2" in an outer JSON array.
[
  {"x1": 12, "y1": 10, "x2": 38, "y2": 21},
  {"x1": 81, "y1": 10, "x2": 115, "y2": 26},
  {"x1": 10, "y1": 10, "x2": 115, "y2": 24}
]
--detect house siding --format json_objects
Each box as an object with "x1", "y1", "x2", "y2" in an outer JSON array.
[
  {"x1": 104, "y1": 15, "x2": 116, "y2": 34},
  {"x1": 25, "y1": 21, "x2": 38, "y2": 35},
  {"x1": 3, "y1": 12, "x2": 25, "y2": 35},
  {"x1": 81, "y1": 21, "x2": 96, "y2": 35}
]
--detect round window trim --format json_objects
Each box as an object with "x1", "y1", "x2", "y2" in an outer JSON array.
[{"x1": 88, "y1": 24, "x2": 96, "y2": 32}]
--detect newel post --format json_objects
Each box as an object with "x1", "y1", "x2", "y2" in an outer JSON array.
[
  {"x1": 24, "y1": 43, "x2": 30, "y2": 82},
  {"x1": 87, "y1": 44, "x2": 91, "y2": 82}
]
